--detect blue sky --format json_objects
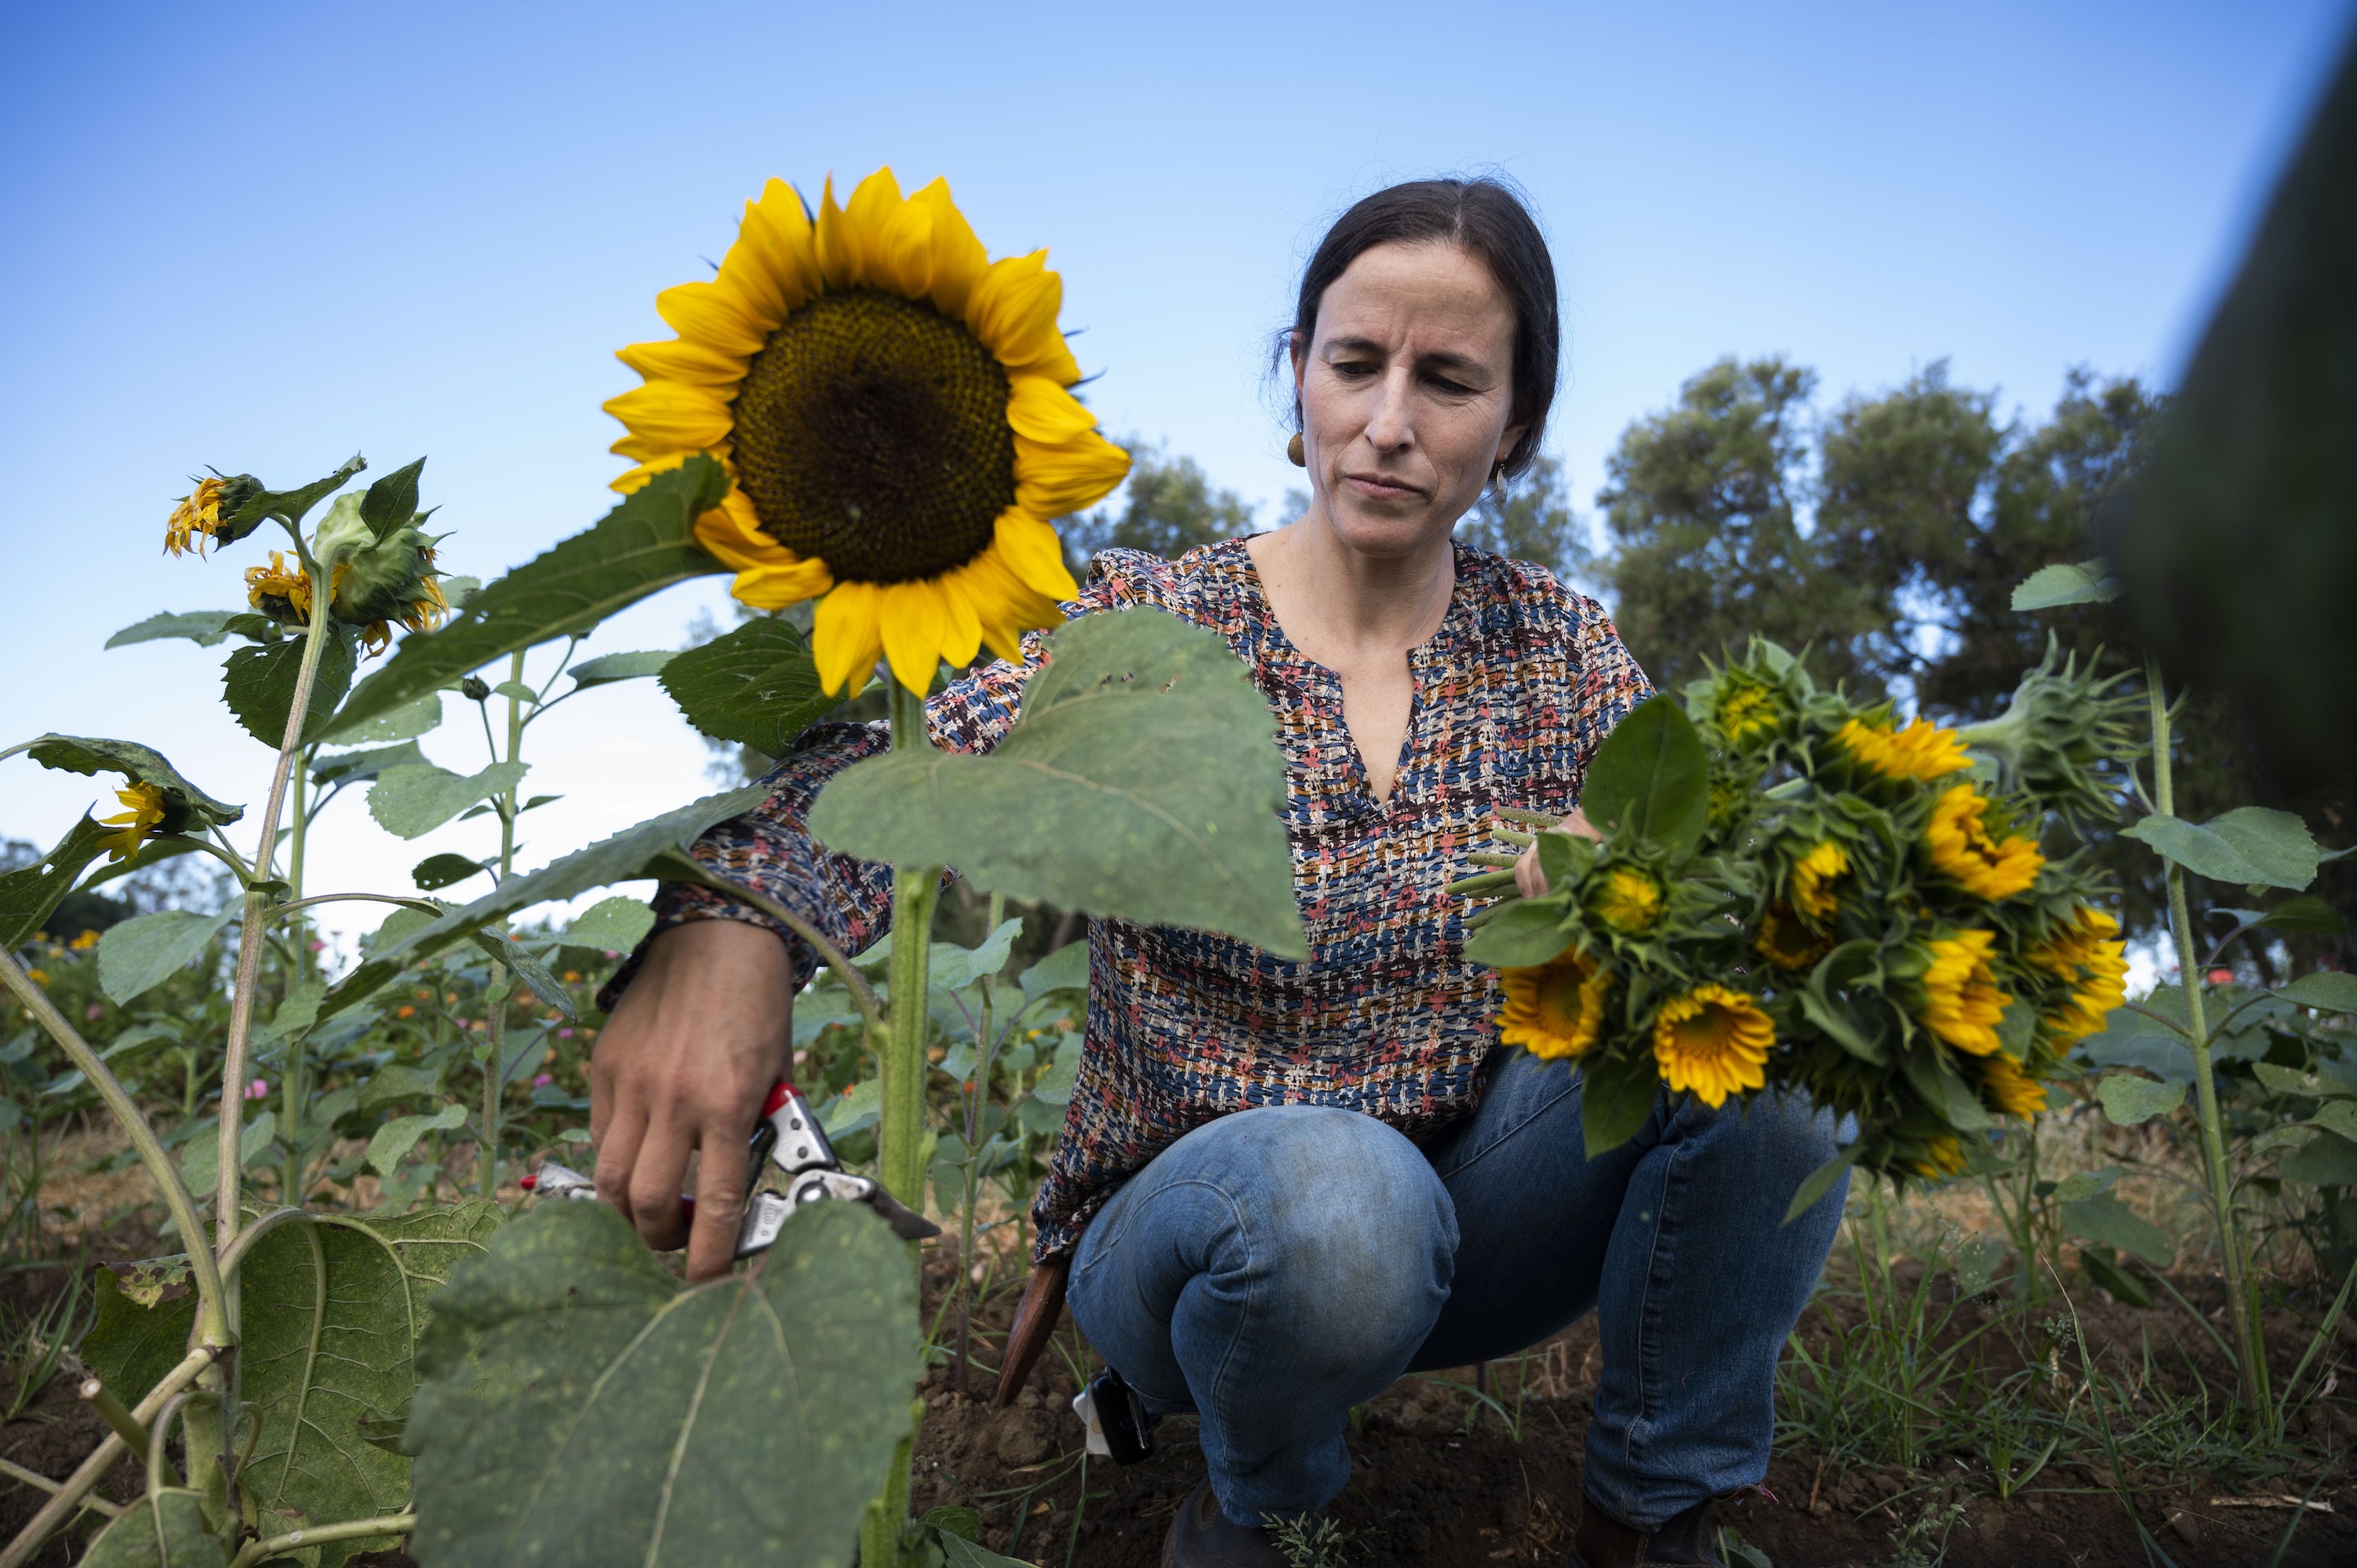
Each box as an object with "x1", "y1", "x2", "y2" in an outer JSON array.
[{"x1": 4, "y1": 0, "x2": 2347, "y2": 942}]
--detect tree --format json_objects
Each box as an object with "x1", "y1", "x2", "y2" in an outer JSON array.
[{"x1": 1457, "y1": 453, "x2": 1593, "y2": 581}]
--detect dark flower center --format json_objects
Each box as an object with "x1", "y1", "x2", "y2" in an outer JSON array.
[{"x1": 731, "y1": 290, "x2": 1017, "y2": 584}]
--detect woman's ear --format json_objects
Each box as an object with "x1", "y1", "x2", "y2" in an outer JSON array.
[{"x1": 1494, "y1": 422, "x2": 1528, "y2": 470}]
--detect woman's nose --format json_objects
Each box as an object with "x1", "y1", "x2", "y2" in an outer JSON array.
[{"x1": 1362, "y1": 368, "x2": 1416, "y2": 452}]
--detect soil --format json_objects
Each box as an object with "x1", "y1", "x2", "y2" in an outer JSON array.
[{"x1": 906, "y1": 1253, "x2": 2357, "y2": 1568}]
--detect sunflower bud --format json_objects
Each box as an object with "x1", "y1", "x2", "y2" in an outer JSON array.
[
  {"x1": 329, "y1": 524, "x2": 449, "y2": 657},
  {"x1": 310, "y1": 493, "x2": 376, "y2": 570},
  {"x1": 461, "y1": 676, "x2": 492, "y2": 702},
  {"x1": 1955, "y1": 637, "x2": 2145, "y2": 826},
  {"x1": 163, "y1": 473, "x2": 267, "y2": 557}
]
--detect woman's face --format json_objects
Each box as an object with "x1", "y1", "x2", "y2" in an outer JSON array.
[{"x1": 1292, "y1": 240, "x2": 1523, "y2": 558}]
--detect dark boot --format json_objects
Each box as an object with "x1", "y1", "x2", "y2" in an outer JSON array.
[
  {"x1": 1161, "y1": 1479, "x2": 1290, "y2": 1567},
  {"x1": 1567, "y1": 1494, "x2": 1720, "y2": 1567}
]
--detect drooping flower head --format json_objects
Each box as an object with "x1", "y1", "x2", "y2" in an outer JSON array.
[
  {"x1": 1836, "y1": 716, "x2": 1971, "y2": 782},
  {"x1": 1497, "y1": 948, "x2": 1612, "y2": 1061},
  {"x1": 2029, "y1": 905, "x2": 2128, "y2": 1044},
  {"x1": 163, "y1": 473, "x2": 264, "y2": 557},
  {"x1": 1906, "y1": 1135, "x2": 1965, "y2": 1179},
  {"x1": 1973, "y1": 1050, "x2": 2047, "y2": 1120},
  {"x1": 1788, "y1": 839, "x2": 1849, "y2": 922},
  {"x1": 1917, "y1": 929, "x2": 2014, "y2": 1056},
  {"x1": 329, "y1": 526, "x2": 450, "y2": 657},
  {"x1": 1925, "y1": 784, "x2": 2043, "y2": 900},
  {"x1": 1591, "y1": 867, "x2": 1663, "y2": 934},
  {"x1": 97, "y1": 783, "x2": 167, "y2": 863},
  {"x1": 1651, "y1": 984, "x2": 1773, "y2": 1108},
  {"x1": 1756, "y1": 904, "x2": 1830, "y2": 971},
  {"x1": 245, "y1": 552, "x2": 314, "y2": 625},
  {"x1": 604, "y1": 169, "x2": 1132, "y2": 694}
]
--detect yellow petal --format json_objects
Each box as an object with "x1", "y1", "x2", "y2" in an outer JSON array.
[
  {"x1": 740, "y1": 178, "x2": 824, "y2": 305},
  {"x1": 729, "y1": 558, "x2": 834, "y2": 610},
  {"x1": 991, "y1": 508, "x2": 1080, "y2": 602},
  {"x1": 966, "y1": 251, "x2": 1081, "y2": 383},
  {"x1": 655, "y1": 280, "x2": 767, "y2": 357},
  {"x1": 695, "y1": 491, "x2": 796, "y2": 573},
  {"x1": 844, "y1": 167, "x2": 940, "y2": 299},
  {"x1": 608, "y1": 451, "x2": 696, "y2": 495},
  {"x1": 935, "y1": 570, "x2": 984, "y2": 669},
  {"x1": 1006, "y1": 376, "x2": 1102, "y2": 443},
  {"x1": 1014, "y1": 426, "x2": 1132, "y2": 518},
  {"x1": 813, "y1": 581, "x2": 885, "y2": 695},
  {"x1": 877, "y1": 577, "x2": 951, "y2": 694},
  {"x1": 814, "y1": 172, "x2": 872, "y2": 291},
  {"x1": 617, "y1": 337, "x2": 746, "y2": 389},
  {"x1": 603, "y1": 381, "x2": 733, "y2": 451},
  {"x1": 911, "y1": 177, "x2": 988, "y2": 320}
]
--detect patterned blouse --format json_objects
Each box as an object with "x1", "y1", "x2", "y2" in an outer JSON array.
[{"x1": 623, "y1": 538, "x2": 1652, "y2": 1262}]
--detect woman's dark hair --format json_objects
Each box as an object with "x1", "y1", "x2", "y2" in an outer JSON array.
[{"x1": 1287, "y1": 176, "x2": 1560, "y2": 480}]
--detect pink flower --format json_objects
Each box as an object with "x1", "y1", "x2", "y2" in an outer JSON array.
[
  {"x1": 556, "y1": 1028, "x2": 574, "y2": 1039},
  {"x1": 85, "y1": 1004, "x2": 104, "y2": 1021},
  {"x1": 2206, "y1": 968, "x2": 2234, "y2": 984},
  {"x1": 244, "y1": 1079, "x2": 269, "y2": 1101},
  {"x1": 532, "y1": 1073, "x2": 554, "y2": 1088},
  {"x1": 307, "y1": 940, "x2": 325, "y2": 953}
]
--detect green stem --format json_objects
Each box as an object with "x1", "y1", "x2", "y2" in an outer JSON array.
[
  {"x1": 0, "y1": 1346, "x2": 218, "y2": 1568},
  {"x1": 480, "y1": 651, "x2": 528, "y2": 1200},
  {"x1": 282, "y1": 749, "x2": 311, "y2": 1209},
  {"x1": 955, "y1": 892, "x2": 1006, "y2": 1392},
  {"x1": 878, "y1": 681, "x2": 941, "y2": 1211},
  {"x1": 218, "y1": 573, "x2": 335, "y2": 1259},
  {"x1": 226, "y1": 1514, "x2": 416, "y2": 1568},
  {"x1": 2146, "y1": 654, "x2": 2270, "y2": 1431},
  {"x1": 859, "y1": 1411, "x2": 921, "y2": 1568}
]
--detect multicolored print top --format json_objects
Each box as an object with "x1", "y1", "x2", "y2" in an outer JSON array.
[{"x1": 623, "y1": 539, "x2": 1652, "y2": 1261}]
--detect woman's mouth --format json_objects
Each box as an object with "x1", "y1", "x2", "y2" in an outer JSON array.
[{"x1": 1343, "y1": 472, "x2": 1424, "y2": 501}]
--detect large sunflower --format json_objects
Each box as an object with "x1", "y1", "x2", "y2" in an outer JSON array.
[
  {"x1": 605, "y1": 168, "x2": 1131, "y2": 694},
  {"x1": 1924, "y1": 784, "x2": 2044, "y2": 901},
  {"x1": 1917, "y1": 929, "x2": 2013, "y2": 1056},
  {"x1": 1650, "y1": 984, "x2": 1773, "y2": 1108},
  {"x1": 1497, "y1": 948, "x2": 1612, "y2": 1060}
]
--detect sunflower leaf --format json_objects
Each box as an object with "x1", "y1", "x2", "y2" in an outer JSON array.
[
  {"x1": 1783, "y1": 1142, "x2": 1862, "y2": 1225},
  {"x1": 360, "y1": 457, "x2": 427, "y2": 543},
  {"x1": 314, "y1": 740, "x2": 429, "y2": 788},
  {"x1": 216, "y1": 453, "x2": 367, "y2": 539},
  {"x1": 2011, "y1": 560, "x2": 2122, "y2": 611},
  {"x1": 660, "y1": 617, "x2": 844, "y2": 755},
  {"x1": 2097, "y1": 1072, "x2": 2186, "y2": 1126},
  {"x1": 569, "y1": 649, "x2": 677, "y2": 689},
  {"x1": 560, "y1": 895, "x2": 655, "y2": 951},
  {"x1": 0, "y1": 817, "x2": 115, "y2": 950},
  {"x1": 412, "y1": 852, "x2": 489, "y2": 892},
  {"x1": 808, "y1": 608, "x2": 1306, "y2": 958},
  {"x1": 325, "y1": 459, "x2": 731, "y2": 742},
  {"x1": 2122, "y1": 808, "x2": 2319, "y2": 890},
  {"x1": 104, "y1": 610, "x2": 245, "y2": 650},
  {"x1": 1578, "y1": 695, "x2": 1710, "y2": 859},
  {"x1": 405, "y1": 1199, "x2": 917, "y2": 1568},
  {"x1": 79, "y1": 1488, "x2": 225, "y2": 1568},
  {"x1": 334, "y1": 691, "x2": 444, "y2": 744},
  {"x1": 97, "y1": 907, "x2": 237, "y2": 1005},
  {"x1": 223, "y1": 628, "x2": 360, "y2": 749},
  {"x1": 1578, "y1": 1050, "x2": 1659, "y2": 1157},
  {"x1": 1463, "y1": 896, "x2": 1577, "y2": 969},
  {"x1": 22, "y1": 735, "x2": 244, "y2": 827},
  {"x1": 2059, "y1": 1191, "x2": 2173, "y2": 1267},
  {"x1": 319, "y1": 785, "x2": 766, "y2": 1020},
  {"x1": 368, "y1": 761, "x2": 529, "y2": 840}
]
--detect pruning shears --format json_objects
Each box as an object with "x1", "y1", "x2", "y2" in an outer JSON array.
[{"x1": 524, "y1": 1080, "x2": 940, "y2": 1255}]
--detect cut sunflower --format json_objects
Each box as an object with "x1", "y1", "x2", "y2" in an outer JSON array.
[
  {"x1": 1497, "y1": 948, "x2": 1612, "y2": 1060},
  {"x1": 1973, "y1": 1050, "x2": 2047, "y2": 1120},
  {"x1": 2028, "y1": 905, "x2": 2128, "y2": 1044},
  {"x1": 1755, "y1": 903, "x2": 1829, "y2": 971},
  {"x1": 1650, "y1": 983, "x2": 1773, "y2": 1108},
  {"x1": 1917, "y1": 929, "x2": 2013, "y2": 1056},
  {"x1": 1835, "y1": 716, "x2": 1971, "y2": 782},
  {"x1": 1925, "y1": 784, "x2": 2043, "y2": 900},
  {"x1": 1592, "y1": 867, "x2": 1663, "y2": 934},
  {"x1": 605, "y1": 168, "x2": 1131, "y2": 694},
  {"x1": 1787, "y1": 840, "x2": 1849, "y2": 922}
]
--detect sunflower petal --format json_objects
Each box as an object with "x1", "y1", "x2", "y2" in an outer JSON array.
[
  {"x1": 991, "y1": 510, "x2": 1081, "y2": 602},
  {"x1": 1014, "y1": 426, "x2": 1132, "y2": 518},
  {"x1": 695, "y1": 491, "x2": 797, "y2": 573},
  {"x1": 603, "y1": 381, "x2": 733, "y2": 451},
  {"x1": 813, "y1": 581, "x2": 885, "y2": 696},
  {"x1": 655, "y1": 280, "x2": 767, "y2": 357},
  {"x1": 741, "y1": 179, "x2": 825, "y2": 304},
  {"x1": 1006, "y1": 376, "x2": 1102, "y2": 442},
  {"x1": 876, "y1": 578, "x2": 952, "y2": 694},
  {"x1": 935, "y1": 570, "x2": 984, "y2": 669},
  {"x1": 958, "y1": 550, "x2": 1062, "y2": 662},
  {"x1": 608, "y1": 451, "x2": 696, "y2": 495},
  {"x1": 729, "y1": 559, "x2": 835, "y2": 611},
  {"x1": 617, "y1": 337, "x2": 746, "y2": 389},
  {"x1": 966, "y1": 251, "x2": 1082, "y2": 383},
  {"x1": 912, "y1": 178, "x2": 988, "y2": 320}
]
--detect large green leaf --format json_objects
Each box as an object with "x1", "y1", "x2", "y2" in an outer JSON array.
[
  {"x1": 327, "y1": 459, "x2": 731, "y2": 742},
  {"x1": 2059, "y1": 1191, "x2": 2173, "y2": 1268},
  {"x1": 809, "y1": 610, "x2": 1307, "y2": 958},
  {"x1": 321, "y1": 785, "x2": 767, "y2": 1019},
  {"x1": 84, "y1": 1260, "x2": 198, "y2": 1408},
  {"x1": 97, "y1": 908, "x2": 236, "y2": 1005},
  {"x1": 104, "y1": 610, "x2": 244, "y2": 650},
  {"x1": 1578, "y1": 1051, "x2": 1659, "y2": 1158},
  {"x1": 1462, "y1": 896, "x2": 1577, "y2": 969},
  {"x1": 219, "y1": 453, "x2": 367, "y2": 537},
  {"x1": 2010, "y1": 560, "x2": 2121, "y2": 611},
  {"x1": 2097, "y1": 1073, "x2": 2186, "y2": 1127},
  {"x1": 406, "y1": 1199, "x2": 918, "y2": 1568},
  {"x1": 2281, "y1": 971, "x2": 2357, "y2": 1015},
  {"x1": 1577, "y1": 695, "x2": 1709, "y2": 858},
  {"x1": 368, "y1": 761, "x2": 530, "y2": 840},
  {"x1": 23, "y1": 735, "x2": 244, "y2": 827},
  {"x1": 559, "y1": 895, "x2": 655, "y2": 951},
  {"x1": 0, "y1": 815, "x2": 112, "y2": 948},
  {"x1": 224, "y1": 629, "x2": 360, "y2": 749},
  {"x1": 659, "y1": 617, "x2": 844, "y2": 756},
  {"x1": 368, "y1": 1103, "x2": 470, "y2": 1175},
  {"x1": 569, "y1": 649, "x2": 676, "y2": 689},
  {"x1": 314, "y1": 740, "x2": 429, "y2": 788},
  {"x1": 2123, "y1": 808, "x2": 2319, "y2": 890},
  {"x1": 235, "y1": 1203, "x2": 505, "y2": 1566},
  {"x1": 335, "y1": 692, "x2": 445, "y2": 744},
  {"x1": 79, "y1": 1488, "x2": 226, "y2": 1568},
  {"x1": 360, "y1": 457, "x2": 427, "y2": 543}
]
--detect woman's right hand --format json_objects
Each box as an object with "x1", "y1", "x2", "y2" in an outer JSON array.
[
  {"x1": 589, "y1": 918, "x2": 795, "y2": 1280},
  {"x1": 1512, "y1": 805, "x2": 1601, "y2": 898}
]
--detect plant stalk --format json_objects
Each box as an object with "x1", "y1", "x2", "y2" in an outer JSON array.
[
  {"x1": 479, "y1": 650, "x2": 527, "y2": 1200},
  {"x1": 878, "y1": 680, "x2": 941, "y2": 1211},
  {"x1": 0, "y1": 1346, "x2": 218, "y2": 1568},
  {"x1": 955, "y1": 892, "x2": 1006, "y2": 1394},
  {"x1": 282, "y1": 747, "x2": 311, "y2": 1209},
  {"x1": 2146, "y1": 654, "x2": 2269, "y2": 1431},
  {"x1": 218, "y1": 579, "x2": 336, "y2": 1256},
  {"x1": 226, "y1": 1512, "x2": 416, "y2": 1568}
]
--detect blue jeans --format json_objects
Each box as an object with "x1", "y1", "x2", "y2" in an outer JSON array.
[{"x1": 1065, "y1": 1050, "x2": 1848, "y2": 1530}]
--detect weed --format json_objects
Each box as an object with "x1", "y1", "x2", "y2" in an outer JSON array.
[{"x1": 1263, "y1": 1511, "x2": 1360, "y2": 1568}]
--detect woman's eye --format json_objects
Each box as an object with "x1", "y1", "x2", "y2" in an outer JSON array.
[
  {"x1": 1427, "y1": 374, "x2": 1475, "y2": 396},
  {"x1": 1332, "y1": 361, "x2": 1378, "y2": 379}
]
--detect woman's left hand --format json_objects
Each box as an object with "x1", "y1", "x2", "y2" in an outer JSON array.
[{"x1": 1513, "y1": 807, "x2": 1601, "y2": 897}]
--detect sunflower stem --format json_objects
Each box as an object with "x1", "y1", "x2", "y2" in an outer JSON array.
[
  {"x1": 480, "y1": 650, "x2": 527, "y2": 1200},
  {"x1": 281, "y1": 748, "x2": 311, "y2": 1210},
  {"x1": 2146, "y1": 654, "x2": 2269, "y2": 1432}
]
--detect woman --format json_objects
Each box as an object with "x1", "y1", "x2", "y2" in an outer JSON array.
[{"x1": 591, "y1": 178, "x2": 1846, "y2": 1568}]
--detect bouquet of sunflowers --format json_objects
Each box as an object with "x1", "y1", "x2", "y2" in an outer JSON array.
[{"x1": 1457, "y1": 638, "x2": 2141, "y2": 1198}]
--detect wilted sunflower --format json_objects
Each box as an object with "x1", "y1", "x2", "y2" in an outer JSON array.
[
  {"x1": 1788, "y1": 840, "x2": 1849, "y2": 921},
  {"x1": 165, "y1": 477, "x2": 228, "y2": 558},
  {"x1": 604, "y1": 168, "x2": 1131, "y2": 694},
  {"x1": 1918, "y1": 929, "x2": 2012, "y2": 1055},
  {"x1": 2029, "y1": 905, "x2": 2128, "y2": 1044},
  {"x1": 1497, "y1": 948, "x2": 1612, "y2": 1060},
  {"x1": 1756, "y1": 904, "x2": 1830, "y2": 971},
  {"x1": 1836, "y1": 716, "x2": 1970, "y2": 782},
  {"x1": 1973, "y1": 1051, "x2": 2047, "y2": 1119},
  {"x1": 1651, "y1": 984, "x2": 1772, "y2": 1108},
  {"x1": 97, "y1": 783, "x2": 167, "y2": 862},
  {"x1": 245, "y1": 552, "x2": 314, "y2": 625},
  {"x1": 1925, "y1": 784, "x2": 2043, "y2": 900},
  {"x1": 1592, "y1": 867, "x2": 1662, "y2": 933}
]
